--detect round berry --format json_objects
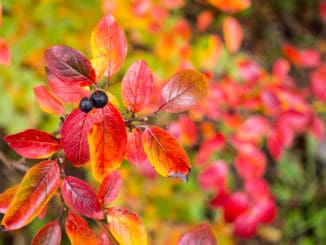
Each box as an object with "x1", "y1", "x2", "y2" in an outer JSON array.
[
  {"x1": 79, "y1": 97, "x2": 93, "y2": 113},
  {"x1": 91, "y1": 90, "x2": 108, "y2": 108}
]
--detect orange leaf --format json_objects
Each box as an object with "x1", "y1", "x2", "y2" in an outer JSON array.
[
  {"x1": 0, "y1": 185, "x2": 19, "y2": 214},
  {"x1": 34, "y1": 85, "x2": 64, "y2": 115},
  {"x1": 65, "y1": 212, "x2": 97, "y2": 245},
  {"x1": 223, "y1": 16, "x2": 243, "y2": 53},
  {"x1": 1, "y1": 160, "x2": 60, "y2": 230},
  {"x1": 142, "y1": 126, "x2": 191, "y2": 182},
  {"x1": 91, "y1": 14, "x2": 127, "y2": 80},
  {"x1": 208, "y1": 0, "x2": 250, "y2": 13},
  {"x1": 160, "y1": 69, "x2": 208, "y2": 113},
  {"x1": 31, "y1": 221, "x2": 61, "y2": 245},
  {"x1": 88, "y1": 104, "x2": 127, "y2": 181},
  {"x1": 106, "y1": 207, "x2": 147, "y2": 245},
  {"x1": 177, "y1": 223, "x2": 217, "y2": 245}
]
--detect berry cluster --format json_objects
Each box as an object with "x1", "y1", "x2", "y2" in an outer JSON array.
[{"x1": 79, "y1": 90, "x2": 108, "y2": 113}]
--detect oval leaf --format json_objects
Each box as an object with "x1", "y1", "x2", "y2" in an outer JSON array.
[
  {"x1": 4, "y1": 129, "x2": 60, "y2": 159},
  {"x1": 1, "y1": 160, "x2": 60, "y2": 230},
  {"x1": 223, "y1": 16, "x2": 243, "y2": 53},
  {"x1": 177, "y1": 223, "x2": 217, "y2": 245},
  {"x1": 65, "y1": 212, "x2": 97, "y2": 245},
  {"x1": 0, "y1": 185, "x2": 19, "y2": 214},
  {"x1": 126, "y1": 128, "x2": 148, "y2": 167},
  {"x1": 142, "y1": 126, "x2": 191, "y2": 182},
  {"x1": 121, "y1": 60, "x2": 153, "y2": 112},
  {"x1": 34, "y1": 85, "x2": 64, "y2": 115},
  {"x1": 45, "y1": 45, "x2": 96, "y2": 86},
  {"x1": 31, "y1": 221, "x2": 61, "y2": 245},
  {"x1": 61, "y1": 108, "x2": 93, "y2": 166},
  {"x1": 106, "y1": 207, "x2": 147, "y2": 245},
  {"x1": 97, "y1": 170, "x2": 122, "y2": 205},
  {"x1": 61, "y1": 176, "x2": 103, "y2": 219},
  {"x1": 160, "y1": 69, "x2": 208, "y2": 113},
  {"x1": 91, "y1": 14, "x2": 127, "y2": 80},
  {"x1": 88, "y1": 103, "x2": 127, "y2": 181}
]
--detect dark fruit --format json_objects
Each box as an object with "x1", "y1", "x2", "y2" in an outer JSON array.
[
  {"x1": 79, "y1": 97, "x2": 94, "y2": 113},
  {"x1": 91, "y1": 90, "x2": 108, "y2": 108}
]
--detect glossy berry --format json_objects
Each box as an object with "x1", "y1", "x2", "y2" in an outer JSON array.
[
  {"x1": 79, "y1": 97, "x2": 93, "y2": 113},
  {"x1": 91, "y1": 90, "x2": 108, "y2": 108}
]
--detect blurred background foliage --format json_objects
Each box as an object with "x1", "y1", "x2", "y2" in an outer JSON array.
[{"x1": 0, "y1": 0, "x2": 326, "y2": 245}]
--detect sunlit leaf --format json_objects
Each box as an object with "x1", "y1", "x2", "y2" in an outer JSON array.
[
  {"x1": 65, "y1": 212, "x2": 97, "y2": 245},
  {"x1": 121, "y1": 60, "x2": 153, "y2": 112},
  {"x1": 126, "y1": 128, "x2": 148, "y2": 167},
  {"x1": 88, "y1": 104, "x2": 127, "y2": 181},
  {"x1": 160, "y1": 69, "x2": 208, "y2": 113},
  {"x1": 0, "y1": 185, "x2": 19, "y2": 214},
  {"x1": 98, "y1": 230, "x2": 112, "y2": 245},
  {"x1": 61, "y1": 176, "x2": 103, "y2": 219},
  {"x1": 1, "y1": 160, "x2": 60, "y2": 230},
  {"x1": 106, "y1": 207, "x2": 147, "y2": 245},
  {"x1": 208, "y1": 0, "x2": 250, "y2": 13},
  {"x1": 61, "y1": 108, "x2": 93, "y2": 166},
  {"x1": 31, "y1": 221, "x2": 61, "y2": 245},
  {"x1": 142, "y1": 126, "x2": 191, "y2": 182},
  {"x1": 97, "y1": 170, "x2": 122, "y2": 205},
  {"x1": 0, "y1": 38, "x2": 10, "y2": 66},
  {"x1": 223, "y1": 16, "x2": 243, "y2": 53},
  {"x1": 34, "y1": 86, "x2": 64, "y2": 115},
  {"x1": 91, "y1": 14, "x2": 127, "y2": 80},
  {"x1": 45, "y1": 45, "x2": 96, "y2": 86},
  {"x1": 177, "y1": 223, "x2": 217, "y2": 245},
  {"x1": 4, "y1": 129, "x2": 60, "y2": 159}
]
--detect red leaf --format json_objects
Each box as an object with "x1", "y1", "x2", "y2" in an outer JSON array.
[
  {"x1": 223, "y1": 191, "x2": 249, "y2": 222},
  {"x1": 310, "y1": 65, "x2": 326, "y2": 101},
  {"x1": 61, "y1": 176, "x2": 103, "y2": 219},
  {"x1": 31, "y1": 221, "x2": 61, "y2": 245},
  {"x1": 88, "y1": 104, "x2": 127, "y2": 181},
  {"x1": 60, "y1": 108, "x2": 93, "y2": 166},
  {"x1": 4, "y1": 129, "x2": 60, "y2": 159},
  {"x1": 177, "y1": 223, "x2": 217, "y2": 245},
  {"x1": 298, "y1": 49, "x2": 320, "y2": 68},
  {"x1": 195, "y1": 133, "x2": 225, "y2": 164},
  {"x1": 0, "y1": 185, "x2": 19, "y2": 213},
  {"x1": 320, "y1": 1, "x2": 326, "y2": 22},
  {"x1": 197, "y1": 10, "x2": 214, "y2": 32},
  {"x1": 237, "y1": 116, "x2": 269, "y2": 143},
  {"x1": 223, "y1": 16, "x2": 243, "y2": 53},
  {"x1": 244, "y1": 178, "x2": 271, "y2": 201},
  {"x1": 121, "y1": 60, "x2": 153, "y2": 112},
  {"x1": 272, "y1": 59, "x2": 290, "y2": 80},
  {"x1": 234, "y1": 212, "x2": 258, "y2": 238},
  {"x1": 0, "y1": 38, "x2": 10, "y2": 66},
  {"x1": 127, "y1": 128, "x2": 148, "y2": 167},
  {"x1": 283, "y1": 44, "x2": 300, "y2": 66},
  {"x1": 34, "y1": 86, "x2": 64, "y2": 115},
  {"x1": 160, "y1": 69, "x2": 208, "y2": 113},
  {"x1": 252, "y1": 198, "x2": 276, "y2": 224},
  {"x1": 97, "y1": 170, "x2": 122, "y2": 205},
  {"x1": 45, "y1": 45, "x2": 96, "y2": 86},
  {"x1": 46, "y1": 67, "x2": 90, "y2": 104},
  {"x1": 1, "y1": 160, "x2": 60, "y2": 230},
  {"x1": 198, "y1": 160, "x2": 228, "y2": 191},
  {"x1": 168, "y1": 115, "x2": 198, "y2": 147},
  {"x1": 267, "y1": 129, "x2": 283, "y2": 160}
]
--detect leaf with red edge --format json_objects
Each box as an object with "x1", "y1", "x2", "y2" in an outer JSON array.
[
  {"x1": 61, "y1": 176, "x2": 103, "y2": 219},
  {"x1": 106, "y1": 207, "x2": 147, "y2": 245},
  {"x1": 61, "y1": 108, "x2": 93, "y2": 166},
  {"x1": 1, "y1": 160, "x2": 60, "y2": 230},
  {"x1": 142, "y1": 126, "x2": 191, "y2": 182},
  {"x1": 223, "y1": 16, "x2": 243, "y2": 53},
  {"x1": 88, "y1": 104, "x2": 127, "y2": 181},
  {"x1": 46, "y1": 67, "x2": 90, "y2": 104},
  {"x1": 31, "y1": 221, "x2": 61, "y2": 245},
  {"x1": 0, "y1": 185, "x2": 19, "y2": 213},
  {"x1": 0, "y1": 38, "x2": 10, "y2": 66},
  {"x1": 65, "y1": 212, "x2": 97, "y2": 245},
  {"x1": 45, "y1": 45, "x2": 96, "y2": 86},
  {"x1": 34, "y1": 86, "x2": 64, "y2": 115},
  {"x1": 177, "y1": 223, "x2": 217, "y2": 245},
  {"x1": 121, "y1": 60, "x2": 153, "y2": 112},
  {"x1": 127, "y1": 128, "x2": 148, "y2": 167},
  {"x1": 97, "y1": 170, "x2": 122, "y2": 205},
  {"x1": 91, "y1": 14, "x2": 127, "y2": 80},
  {"x1": 208, "y1": 0, "x2": 250, "y2": 13},
  {"x1": 160, "y1": 69, "x2": 208, "y2": 113},
  {"x1": 4, "y1": 129, "x2": 60, "y2": 159}
]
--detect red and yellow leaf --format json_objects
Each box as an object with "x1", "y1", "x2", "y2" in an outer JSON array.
[
  {"x1": 65, "y1": 212, "x2": 97, "y2": 245},
  {"x1": 45, "y1": 45, "x2": 96, "y2": 86},
  {"x1": 121, "y1": 60, "x2": 153, "y2": 112},
  {"x1": 4, "y1": 129, "x2": 60, "y2": 159},
  {"x1": 60, "y1": 108, "x2": 93, "y2": 166},
  {"x1": 97, "y1": 170, "x2": 122, "y2": 205},
  {"x1": 160, "y1": 69, "x2": 208, "y2": 113},
  {"x1": 126, "y1": 128, "x2": 148, "y2": 167},
  {"x1": 61, "y1": 176, "x2": 103, "y2": 219},
  {"x1": 31, "y1": 221, "x2": 61, "y2": 245},
  {"x1": 91, "y1": 14, "x2": 127, "y2": 80},
  {"x1": 177, "y1": 223, "x2": 217, "y2": 245},
  {"x1": 1, "y1": 160, "x2": 60, "y2": 230},
  {"x1": 208, "y1": 0, "x2": 250, "y2": 13},
  {"x1": 0, "y1": 38, "x2": 10, "y2": 66},
  {"x1": 106, "y1": 207, "x2": 147, "y2": 245},
  {"x1": 34, "y1": 85, "x2": 64, "y2": 115},
  {"x1": 88, "y1": 104, "x2": 127, "y2": 181},
  {"x1": 142, "y1": 126, "x2": 191, "y2": 182},
  {"x1": 0, "y1": 185, "x2": 19, "y2": 213},
  {"x1": 223, "y1": 16, "x2": 243, "y2": 53}
]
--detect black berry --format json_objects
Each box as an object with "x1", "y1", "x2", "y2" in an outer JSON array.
[
  {"x1": 79, "y1": 97, "x2": 93, "y2": 113},
  {"x1": 91, "y1": 90, "x2": 108, "y2": 108}
]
